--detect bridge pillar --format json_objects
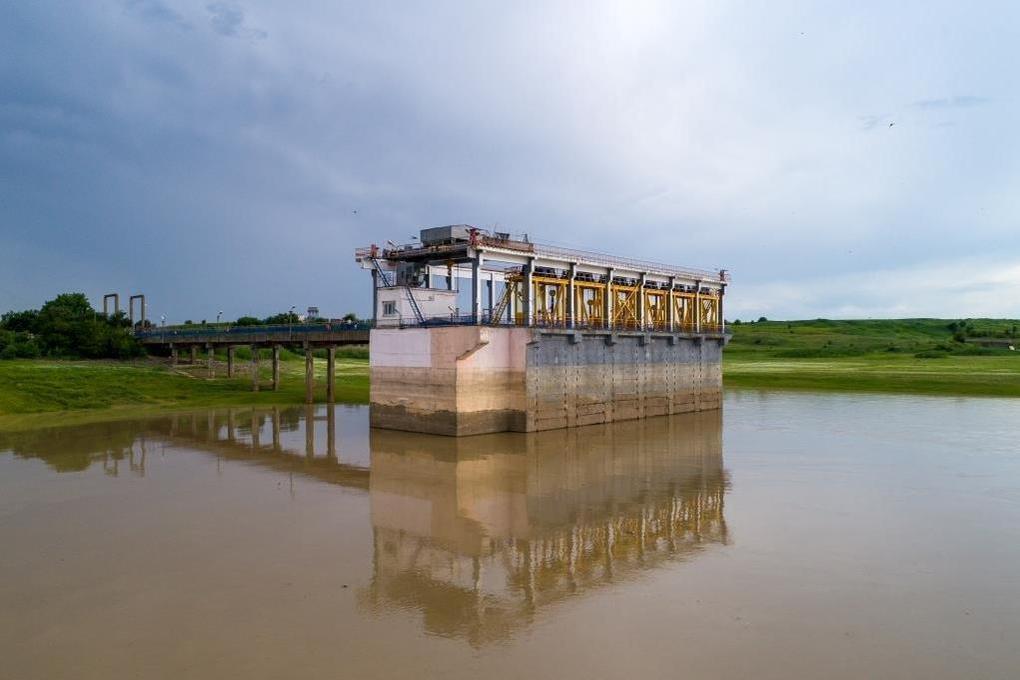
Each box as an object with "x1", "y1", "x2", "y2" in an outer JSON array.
[
  {"x1": 227, "y1": 346, "x2": 235, "y2": 377},
  {"x1": 207, "y1": 344, "x2": 214, "y2": 376},
  {"x1": 272, "y1": 407, "x2": 281, "y2": 450},
  {"x1": 305, "y1": 345, "x2": 314, "y2": 404},
  {"x1": 251, "y1": 411, "x2": 260, "y2": 450},
  {"x1": 326, "y1": 346, "x2": 336, "y2": 403},
  {"x1": 251, "y1": 346, "x2": 259, "y2": 392},
  {"x1": 190, "y1": 345, "x2": 198, "y2": 365},
  {"x1": 272, "y1": 346, "x2": 281, "y2": 391},
  {"x1": 327, "y1": 406, "x2": 336, "y2": 459},
  {"x1": 170, "y1": 344, "x2": 177, "y2": 367}
]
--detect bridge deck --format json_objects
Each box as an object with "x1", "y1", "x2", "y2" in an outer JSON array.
[{"x1": 136, "y1": 323, "x2": 370, "y2": 347}]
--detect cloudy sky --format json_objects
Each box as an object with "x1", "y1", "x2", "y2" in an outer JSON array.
[{"x1": 2, "y1": 1, "x2": 1018, "y2": 321}]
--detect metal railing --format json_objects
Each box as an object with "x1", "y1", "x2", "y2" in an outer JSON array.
[
  {"x1": 136, "y1": 321, "x2": 373, "y2": 340},
  {"x1": 390, "y1": 314, "x2": 725, "y2": 334}
]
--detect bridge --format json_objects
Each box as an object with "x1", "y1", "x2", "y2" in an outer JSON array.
[{"x1": 136, "y1": 322, "x2": 370, "y2": 403}]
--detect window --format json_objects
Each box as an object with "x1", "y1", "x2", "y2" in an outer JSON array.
[{"x1": 382, "y1": 301, "x2": 397, "y2": 316}]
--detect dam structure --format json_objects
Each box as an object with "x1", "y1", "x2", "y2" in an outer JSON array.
[{"x1": 356, "y1": 226, "x2": 730, "y2": 436}]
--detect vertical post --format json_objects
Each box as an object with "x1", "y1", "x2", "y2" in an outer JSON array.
[
  {"x1": 190, "y1": 345, "x2": 198, "y2": 364},
  {"x1": 719, "y1": 285, "x2": 726, "y2": 334},
  {"x1": 227, "y1": 346, "x2": 235, "y2": 377},
  {"x1": 305, "y1": 345, "x2": 314, "y2": 404},
  {"x1": 567, "y1": 263, "x2": 577, "y2": 328},
  {"x1": 523, "y1": 257, "x2": 535, "y2": 326},
  {"x1": 272, "y1": 346, "x2": 281, "y2": 391},
  {"x1": 140, "y1": 295, "x2": 146, "y2": 327},
  {"x1": 667, "y1": 277, "x2": 676, "y2": 332},
  {"x1": 227, "y1": 408, "x2": 236, "y2": 442},
  {"x1": 471, "y1": 252, "x2": 483, "y2": 324},
  {"x1": 251, "y1": 411, "x2": 260, "y2": 450},
  {"x1": 487, "y1": 271, "x2": 495, "y2": 322},
  {"x1": 207, "y1": 344, "x2": 214, "y2": 376},
  {"x1": 604, "y1": 267, "x2": 614, "y2": 330},
  {"x1": 170, "y1": 344, "x2": 177, "y2": 367},
  {"x1": 251, "y1": 346, "x2": 259, "y2": 392},
  {"x1": 638, "y1": 273, "x2": 647, "y2": 330},
  {"x1": 326, "y1": 346, "x2": 336, "y2": 403},
  {"x1": 371, "y1": 268, "x2": 379, "y2": 326},
  {"x1": 694, "y1": 281, "x2": 702, "y2": 334}
]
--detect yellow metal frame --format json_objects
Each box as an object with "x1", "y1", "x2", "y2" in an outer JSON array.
[
  {"x1": 611, "y1": 284, "x2": 640, "y2": 329},
  {"x1": 574, "y1": 281, "x2": 605, "y2": 327}
]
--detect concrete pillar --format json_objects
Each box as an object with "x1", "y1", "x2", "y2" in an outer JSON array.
[
  {"x1": 667, "y1": 277, "x2": 676, "y2": 332},
  {"x1": 272, "y1": 346, "x2": 281, "y2": 391},
  {"x1": 207, "y1": 344, "x2": 214, "y2": 376},
  {"x1": 190, "y1": 345, "x2": 198, "y2": 364},
  {"x1": 694, "y1": 281, "x2": 702, "y2": 334},
  {"x1": 272, "y1": 407, "x2": 281, "y2": 450},
  {"x1": 227, "y1": 346, "x2": 235, "y2": 377},
  {"x1": 604, "y1": 267, "x2": 614, "y2": 330},
  {"x1": 471, "y1": 253, "x2": 483, "y2": 324},
  {"x1": 326, "y1": 346, "x2": 336, "y2": 403},
  {"x1": 567, "y1": 263, "x2": 577, "y2": 329},
  {"x1": 305, "y1": 345, "x2": 314, "y2": 404},
  {"x1": 638, "y1": 273, "x2": 647, "y2": 330},
  {"x1": 170, "y1": 344, "x2": 177, "y2": 367},
  {"x1": 227, "y1": 408, "x2": 236, "y2": 442},
  {"x1": 487, "y1": 271, "x2": 496, "y2": 321},
  {"x1": 523, "y1": 258, "x2": 535, "y2": 326},
  {"x1": 251, "y1": 346, "x2": 259, "y2": 392},
  {"x1": 251, "y1": 411, "x2": 260, "y2": 450}
]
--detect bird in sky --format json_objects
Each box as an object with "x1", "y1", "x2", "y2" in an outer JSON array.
[{"x1": 889, "y1": 122, "x2": 895, "y2": 127}]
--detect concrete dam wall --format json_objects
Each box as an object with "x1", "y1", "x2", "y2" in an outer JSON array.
[{"x1": 370, "y1": 326, "x2": 726, "y2": 436}]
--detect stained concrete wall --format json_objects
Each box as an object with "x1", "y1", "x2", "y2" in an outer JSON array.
[{"x1": 370, "y1": 326, "x2": 726, "y2": 436}]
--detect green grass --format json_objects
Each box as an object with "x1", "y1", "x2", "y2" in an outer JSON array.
[
  {"x1": 0, "y1": 357, "x2": 368, "y2": 431},
  {"x1": 725, "y1": 318, "x2": 1020, "y2": 396}
]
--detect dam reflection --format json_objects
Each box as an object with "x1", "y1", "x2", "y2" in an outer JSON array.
[{"x1": 0, "y1": 405, "x2": 728, "y2": 644}]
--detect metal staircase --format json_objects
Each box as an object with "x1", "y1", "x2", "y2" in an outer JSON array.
[{"x1": 372, "y1": 258, "x2": 425, "y2": 325}]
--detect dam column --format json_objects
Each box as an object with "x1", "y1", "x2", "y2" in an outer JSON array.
[
  {"x1": 567, "y1": 263, "x2": 577, "y2": 328},
  {"x1": 694, "y1": 281, "x2": 702, "y2": 334},
  {"x1": 604, "y1": 267, "x2": 614, "y2": 329},
  {"x1": 667, "y1": 277, "x2": 676, "y2": 332},
  {"x1": 522, "y1": 257, "x2": 534, "y2": 326},
  {"x1": 471, "y1": 253, "x2": 484, "y2": 324}
]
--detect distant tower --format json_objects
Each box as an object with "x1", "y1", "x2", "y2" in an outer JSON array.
[{"x1": 307, "y1": 306, "x2": 320, "y2": 319}]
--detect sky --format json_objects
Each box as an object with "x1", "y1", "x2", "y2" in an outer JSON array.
[{"x1": 2, "y1": 0, "x2": 1018, "y2": 322}]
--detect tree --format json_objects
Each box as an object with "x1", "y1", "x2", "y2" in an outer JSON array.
[
  {"x1": 757, "y1": 316, "x2": 768, "y2": 323},
  {"x1": 263, "y1": 312, "x2": 299, "y2": 325},
  {"x1": 235, "y1": 316, "x2": 261, "y2": 326},
  {"x1": 0, "y1": 309, "x2": 39, "y2": 333},
  {"x1": 341, "y1": 312, "x2": 359, "y2": 323}
]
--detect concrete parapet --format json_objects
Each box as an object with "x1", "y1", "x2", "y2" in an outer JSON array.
[{"x1": 370, "y1": 326, "x2": 727, "y2": 436}]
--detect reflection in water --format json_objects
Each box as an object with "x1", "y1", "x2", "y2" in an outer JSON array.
[
  {"x1": 363, "y1": 414, "x2": 727, "y2": 645},
  {"x1": 0, "y1": 406, "x2": 727, "y2": 646}
]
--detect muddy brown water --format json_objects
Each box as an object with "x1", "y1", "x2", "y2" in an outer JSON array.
[{"x1": 2, "y1": 391, "x2": 1020, "y2": 679}]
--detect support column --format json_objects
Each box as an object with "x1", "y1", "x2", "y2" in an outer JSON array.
[
  {"x1": 471, "y1": 252, "x2": 484, "y2": 324},
  {"x1": 170, "y1": 344, "x2": 177, "y2": 367},
  {"x1": 695, "y1": 281, "x2": 702, "y2": 334},
  {"x1": 667, "y1": 277, "x2": 676, "y2": 332},
  {"x1": 251, "y1": 411, "x2": 260, "y2": 450},
  {"x1": 371, "y1": 268, "x2": 379, "y2": 326},
  {"x1": 272, "y1": 346, "x2": 281, "y2": 391},
  {"x1": 487, "y1": 271, "x2": 496, "y2": 322},
  {"x1": 305, "y1": 345, "x2": 314, "y2": 404},
  {"x1": 522, "y1": 258, "x2": 535, "y2": 326},
  {"x1": 719, "y1": 285, "x2": 726, "y2": 334},
  {"x1": 638, "y1": 273, "x2": 647, "y2": 330},
  {"x1": 227, "y1": 346, "x2": 235, "y2": 377},
  {"x1": 604, "y1": 268, "x2": 614, "y2": 330},
  {"x1": 207, "y1": 344, "x2": 214, "y2": 376},
  {"x1": 326, "y1": 346, "x2": 336, "y2": 403},
  {"x1": 567, "y1": 263, "x2": 577, "y2": 328},
  {"x1": 251, "y1": 346, "x2": 259, "y2": 392},
  {"x1": 190, "y1": 345, "x2": 198, "y2": 364}
]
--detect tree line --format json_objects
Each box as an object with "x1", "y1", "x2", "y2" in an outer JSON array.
[{"x1": 0, "y1": 293, "x2": 143, "y2": 359}]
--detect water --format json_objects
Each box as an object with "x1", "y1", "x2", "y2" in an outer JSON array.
[{"x1": 2, "y1": 392, "x2": 1019, "y2": 679}]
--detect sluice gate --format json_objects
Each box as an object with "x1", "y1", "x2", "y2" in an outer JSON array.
[{"x1": 357, "y1": 225, "x2": 730, "y2": 436}]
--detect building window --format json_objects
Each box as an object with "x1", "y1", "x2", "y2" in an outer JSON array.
[{"x1": 382, "y1": 301, "x2": 397, "y2": 316}]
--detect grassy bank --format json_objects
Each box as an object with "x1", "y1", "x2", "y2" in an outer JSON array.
[
  {"x1": 0, "y1": 356, "x2": 369, "y2": 431},
  {"x1": 725, "y1": 319, "x2": 1020, "y2": 396}
]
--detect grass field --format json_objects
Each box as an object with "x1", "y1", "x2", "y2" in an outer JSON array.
[
  {"x1": 0, "y1": 355, "x2": 369, "y2": 431},
  {"x1": 3, "y1": 320, "x2": 1020, "y2": 430},
  {"x1": 724, "y1": 318, "x2": 1020, "y2": 396}
]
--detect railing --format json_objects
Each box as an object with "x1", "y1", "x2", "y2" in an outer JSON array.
[
  {"x1": 389, "y1": 314, "x2": 725, "y2": 334},
  {"x1": 136, "y1": 321, "x2": 373, "y2": 340}
]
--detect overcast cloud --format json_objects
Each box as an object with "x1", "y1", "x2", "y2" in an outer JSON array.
[{"x1": 1, "y1": 1, "x2": 1018, "y2": 321}]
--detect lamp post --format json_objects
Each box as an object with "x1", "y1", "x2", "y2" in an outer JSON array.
[
  {"x1": 289, "y1": 305, "x2": 296, "y2": 339},
  {"x1": 216, "y1": 310, "x2": 223, "y2": 324}
]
